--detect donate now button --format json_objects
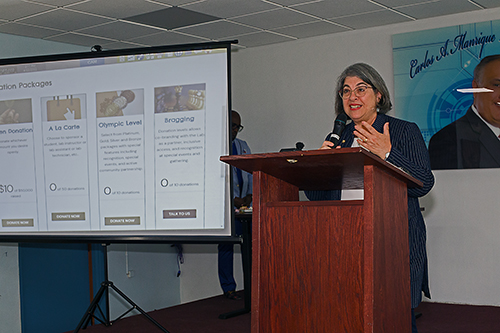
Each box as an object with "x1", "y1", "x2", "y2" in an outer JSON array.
[
  {"x1": 104, "y1": 216, "x2": 141, "y2": 226},
  {"x1": 2, "y1": 218, "x2": 34, "y2": 227},
  {"x1": 52, "y1": 212, "x2": 86, "y2": 221}
]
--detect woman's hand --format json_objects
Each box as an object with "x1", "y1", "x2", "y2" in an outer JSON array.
[
  {"x1": 320, "y1": 141, "x2": 343, "y2": 149},
  {"x1": 354, "y1": 121, "x2": 391, "y2": 159},
  {"x1": 320, "y1": 141, "x2": 335, "y2": 149}
]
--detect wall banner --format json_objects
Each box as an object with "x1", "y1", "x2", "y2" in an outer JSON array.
[{"x1": 393, "y1": 19, "x2": 500, "y2": 146}]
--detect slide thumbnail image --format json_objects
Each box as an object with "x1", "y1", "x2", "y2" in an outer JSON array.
[
  {"x1": 0, "y1": 98, "x2": 32, "y2": 125},
  {"x1": 41, "y1": 94, "x2": 86, "y2": 122},
  {"x1": 155, "y1": 83, "x2": 206, "y2": 113},
  {"x1": 96, "y1": 89, "x2": 144, "y2": 118}
]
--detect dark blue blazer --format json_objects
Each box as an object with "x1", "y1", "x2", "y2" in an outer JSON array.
[
  {"x1": 306, "y1": 113, "x2": 435, "y2": 308},
  {"x1": 429, "y1": 107, "x2": 500, "y2": 169}
]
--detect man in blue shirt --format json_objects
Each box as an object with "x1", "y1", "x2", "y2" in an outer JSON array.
[{"x1": 218, "y1": 110, "x2": 252, "y2": 300}]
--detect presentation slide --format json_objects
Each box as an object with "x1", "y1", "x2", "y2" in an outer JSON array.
[{"x1": 0, "y1": 43, "x2": 231, "y2": 239}]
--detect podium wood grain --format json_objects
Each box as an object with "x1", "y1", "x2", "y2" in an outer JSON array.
[{"x1": 221, "y1": 149, "x2": 418, "y2": 332}]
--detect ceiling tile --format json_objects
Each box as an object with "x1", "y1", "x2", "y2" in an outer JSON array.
[
  {"x1": 17, "y1": 8, "x2": 114, "y2": 31},
  {"x1": 28, "y1": 0, "x2": 91, "y2": 6},
  {"x1": 272, "y1": 20, "x2": 349, "y2": 38},
  {"x1": 99, "y1": 40, "x2": 149, "y2": 50},
  {"x1": 373, "y1": 0, "x2": 438, "y2": 6},
  {"x1": 176, "y1": 20, "x2": 260, "y2": 39},
  {"x1": 395, "y1": 0, "x2": 482, "y2": 19},
  {"x1": 0, "y1": 0, "x2": 498, "y2": 50},
  {"x1": 228, "y1": 31, "x2": 295, "y2": 48},
  {"x1": 76, "y1": 21, "x2": 163, "y2": 40},
  {"x1": 181, "y1": 0, "x2": 278, "y2": 18},
  {"x1": 231, "y1": 8, "x2": 316, "y2": 30},
  {"x1": 128, "y1": 30, "x2": 208, "y2": 46},
  {"x1": 268, "y1": 0, "x2": 324, "y2": 6},
  {"x1": 331, "y1": 9, "x2": 412, "y2": 30},
  {"x1": 125, "y1": 7, "x2": 220, "y2": 30},
  {"x1": 68, "y1": 0, "x2": 169, "y2": 19},
  {"x1": 473, "y1": 0, "x2": 500, "y2": 8},
  {"x1": 44, "y1": 32, "x2": 117, "y2": 48},
  {"x1": 0, "y1": 1, "x2": 53, "y2": 21},
  {"x1": 150, "y1": 0, "x2": 207, "y2": 6},
  {"x1": 0, "y1": 22, "x2": 63, "y2": 39},
  {"x1": 292, "y1": 0, "x2": 384, "y2": 19}
]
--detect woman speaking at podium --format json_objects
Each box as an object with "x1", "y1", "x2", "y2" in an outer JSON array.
[{"x1": 305, "y1": 63, "x2": 434, "y2": 333}]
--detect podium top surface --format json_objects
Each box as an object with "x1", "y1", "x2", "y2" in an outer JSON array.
[{"x1": 220, "y1": 147, "x2": 422, "y2": 191}]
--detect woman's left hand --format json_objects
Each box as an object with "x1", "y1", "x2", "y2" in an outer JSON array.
[{"x1": 354, "y1": 121, "x2": 391, "y2": 160}]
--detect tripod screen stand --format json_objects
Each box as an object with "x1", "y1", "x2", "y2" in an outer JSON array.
[{"x1": 74, "y1": 243, "x2": 169, "y2": 333}]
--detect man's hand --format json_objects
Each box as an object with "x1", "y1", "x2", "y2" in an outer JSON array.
[{"x1": 234, "y1": 194, "x2": 252, "y2": 208}]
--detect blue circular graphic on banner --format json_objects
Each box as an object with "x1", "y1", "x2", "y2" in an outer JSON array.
[{"x1": 427, "y1": 78, "x2": 474, "y2": 137}]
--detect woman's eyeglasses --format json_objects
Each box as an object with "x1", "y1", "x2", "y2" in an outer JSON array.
[{"x1": 339, "y1": 86, "x2": 373, "y2": 99}]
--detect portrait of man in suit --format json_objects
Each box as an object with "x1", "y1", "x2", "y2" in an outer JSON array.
[{"x1": 428, "y1": 54, "x2": 500, "y2": 169}]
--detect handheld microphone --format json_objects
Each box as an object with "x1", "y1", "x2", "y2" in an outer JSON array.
[{"x1": 327, "y1": 112, "x2": 348, "y2": 147}]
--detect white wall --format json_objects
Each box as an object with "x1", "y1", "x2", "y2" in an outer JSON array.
[
  {"x1": 179, "y1": 244, "x2": 243, "y2": 303},
  {"x1": 107, "y1": 244, "x2": 181, "y2": 318},
  {"x1": 421, "y1": 169, "x2": 500, "y2": 306},
  {"x1": 230, "y1": 7, "x2": 500, "y2": 306},
  {"x1": 0, "y1": 32, "x2": 88, "y2": 60}
]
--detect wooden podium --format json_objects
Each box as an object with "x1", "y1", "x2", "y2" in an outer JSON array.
[{"x1": 220, "y1": 148, "x2": 422, "y2": 333}]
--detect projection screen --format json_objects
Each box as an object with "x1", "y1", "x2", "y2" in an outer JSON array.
[{"x1": 0, "y1": 41, "x2": 235, "y2": 243}]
